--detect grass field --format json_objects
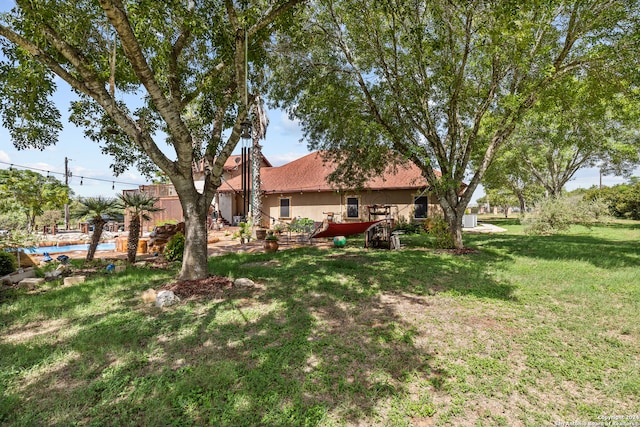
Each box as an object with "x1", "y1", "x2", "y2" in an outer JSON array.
[{"x1": 1, "y1": 219, "x2": 639, "y2": 426}]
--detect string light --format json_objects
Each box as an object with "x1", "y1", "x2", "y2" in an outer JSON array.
[{"x1": 0, "y1": 160, "x2": 142, "y2": 187}]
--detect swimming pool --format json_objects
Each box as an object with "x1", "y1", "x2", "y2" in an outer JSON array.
[{"x1": 27, "y1": 242, "x2": 116, "y2": 254}]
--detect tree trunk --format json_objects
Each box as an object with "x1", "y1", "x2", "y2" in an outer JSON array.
[
  {"x1": 178, "y1": 196, "x2": 209, "y2": 280},
  {"x1": 251, "y1": 141, "x2": 262, "y2": 227},
  {"x1": 441, "y1": 202, "x2": 464, "y2": 249},
  {"x1": 127, "y1": 216, "x2": 140, "y2": 263},
  {"x1": 517, "y1": 193, "x2": 526, "y2": 213},
  {"x1": 86, "y1": 219, "x2": 105, "y2": 262},
  {"x1": 447, "y1": 215, "x2": 464, "y2": 249},
  {"x1": 27, "y1": 213, "x2": 36, "y2": 233}
]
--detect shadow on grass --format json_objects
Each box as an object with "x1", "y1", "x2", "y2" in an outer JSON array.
[
  {"x1": 4, "y1": 226, "x2": 555, "y2": 426},
  {"x1": 1, "y1": 245, "x2": 508, "y2": 425},
  {"x1": 0, "y1": 281, "x2": 432, "y2": 425},
  {"x1": 219, "y1": 245, "x2": 516, "y2": 302}
]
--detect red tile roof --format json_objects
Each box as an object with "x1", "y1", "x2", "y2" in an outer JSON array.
[
  {"x1": 223, "y1": 153, "x2": 272, "y2": 170},
  {"x1": 219, "y1": 151, "x2": 434, "y2": 194}
]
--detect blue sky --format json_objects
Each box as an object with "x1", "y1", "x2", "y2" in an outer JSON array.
[{"x1": 0, "y1": 83, "x2": 311, "y2": 199}]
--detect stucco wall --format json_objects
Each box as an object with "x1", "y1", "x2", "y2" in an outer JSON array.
[{"x1": 259, "y1": 189, "x2": 440, "y2": 227}]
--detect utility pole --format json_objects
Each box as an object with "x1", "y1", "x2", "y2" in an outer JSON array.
[
  {"x1": 64, "y1": 157, "x2": 70, "y2": 230},
  {"x1": 599, "y1": 168, "x2": 603, "y2": 189}
]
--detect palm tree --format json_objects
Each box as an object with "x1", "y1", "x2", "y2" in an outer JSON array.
[
  {"x1": 117, "y1": 192, "x2": 162, "y2": 263},
  {"x1": 74, "y1": 196, "x2": 121, "y2": 262},
  {"x1": 251, "y1": 94, "x2": 269, "y2": 227}
]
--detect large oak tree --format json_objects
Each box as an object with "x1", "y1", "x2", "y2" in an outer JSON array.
[
  {"x1": 0, "y1": 0, "x2": 303, "y2": 279},
  {"x1": 484, "y1": 76, "x2": 640, "y2": 200},
  {"x1": 269, "y1": 0, "x2": 639, "y2": 248}
]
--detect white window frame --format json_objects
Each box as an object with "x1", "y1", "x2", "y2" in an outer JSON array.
[{"x1": 279, "y1": 197, "x2": 291, "y2": 219}]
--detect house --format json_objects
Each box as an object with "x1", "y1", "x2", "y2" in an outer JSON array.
[
  {"x1": 218, "y1": 151, "x2": 442, "y2": 227},
  {"x1": 122, "y1": 154, "x2": 271, "y2": 232},
  {"x1": 123, "y1": 151, "x2": 443, "y2": 231}
]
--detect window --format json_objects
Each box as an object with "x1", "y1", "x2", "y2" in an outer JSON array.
[
  {"x1": 346, "y1": 197, "x2": 359, "y2": 218},
  {"x1": 279, "y1": 197, "x2": 291, "y2": 219},
  {"x1": 414, "y1": 195, "x2": 428, "y2": 219}
]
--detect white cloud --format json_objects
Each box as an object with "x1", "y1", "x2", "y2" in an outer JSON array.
[
  {"x1": 265, "y1": 152, "x2": 309, "y2": 166},
  {"x1": 29, "y1": 162, "x2": 62, "y2": 175},
  {"x1": 0, "y1": 150, "x2": 9, "y2": 163},
  {"x1": 280, "y1": 111, "x2": 300, "y2": 131}
]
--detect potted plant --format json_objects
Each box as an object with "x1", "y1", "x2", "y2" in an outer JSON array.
[
  {"x1": 263, "y1": 234, "x2": 279, "y2": 252},
  {"x1": 255, "y1": 227, "x2": 267, "y2": 240},
  {"x1": 272, "y1": 222, "x2": 286, "y2": 235},
  {"x1": 232, "y1": 221, "x2": 252, "y2": 244}
]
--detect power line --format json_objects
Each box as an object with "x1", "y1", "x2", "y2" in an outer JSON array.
[{"x1": 0, "y1": 160, "x2": 144, "y2": 188}]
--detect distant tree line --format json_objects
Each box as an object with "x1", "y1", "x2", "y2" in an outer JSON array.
[{"x1": 584, "y1": 179, "x2": 640, "y2": 220}]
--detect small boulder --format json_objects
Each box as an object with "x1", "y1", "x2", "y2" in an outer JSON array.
[
  {"x1": 45, "y1": 269, "x2": 62, "y2": 278},
  {"x1": 17, "y1": 278, "x2": 45, "y2": 290},
  {"x1": 155, "y1": 290, "x2": 180, "y2": 307},
  {"x1": 63, "y1": 276, "x2": 86, "y2": 286},
  {"x1": 234, "y1": 278, "x2": 255, "y2": 288}
]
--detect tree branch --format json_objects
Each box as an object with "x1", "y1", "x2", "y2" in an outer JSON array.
[
  {"x1": 248, "y1": 0, "x2": 307, "y2": 39},
  {"x1": 98, "y1": 0, "x2": 193, "y2": 175}
]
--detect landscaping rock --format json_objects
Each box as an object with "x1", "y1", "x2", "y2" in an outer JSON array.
[
  {"x1": 149, "y1": 222, "x2": 185, "y2": 253},
  {"x1": 17, "y1": 278, "x2": 45, "y2": 290},
  {"x1": 63, "y1": 276, "x2": 86, "y2": 286},
  {"x1": 155, "y1": 290, "x2": 180, "y2": 307},
  {"x1": 115, "y1": 265, "x2": 126, "y2": 273},
  {"x1": 45, "y1": 269, "x2": 62, "y2": 278},
  {"x1": 234, "y1": 278, "x2": 255, "y2": 288},
  {"x1": 2, "y1": 267, "x2": 36, "y2": 284}
]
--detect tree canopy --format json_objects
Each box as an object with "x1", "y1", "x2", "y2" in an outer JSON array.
[
  {"x1": 0, "y1": 0, "x2": 303, "y2": 279},
  {"x1": 0, "y1": 168, "x2": 70, "y2": 231},
  {"x1": 269, "y1": 0, "x2": 640, "y2": 248},
  {"x1": 486, "y1": 74, "x2": 640, "y2": 199}
]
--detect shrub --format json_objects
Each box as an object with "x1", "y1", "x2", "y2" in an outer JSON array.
[
  {"x1": 586, "y1": 182, "x2": 640, "y2": 220},
  {"x1": 288, "y1": 217, "x2": 315, "y2": 233},
  {"x1": 427, "y1": 216, "x2": 455, "y2": 249},
  {"x1": 523, "y1": 195, "x2": 611, "y2": 235},
  {"x1": 164, "y1": 232, "x2": 185, "y2": 262},
  {"x1": 393, "y1": 215, "x2": 422, "y2": 234},
  {"x1": 0, "y1": 252, "x2": 18, "y2": 276}
]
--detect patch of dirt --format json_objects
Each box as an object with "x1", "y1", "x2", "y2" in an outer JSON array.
[
  {"x1": 243, "y1": 260, "x2": 282, "y2": 268},
  {"x1": 2, "y1": 318, "x2": 70, "y2": 344},
  {"x1": 159, "y1": 275, "x2": 234, "y2": 299},
  {"x1": 440, "y1": 248, "x2": 480, "y2": 255}
]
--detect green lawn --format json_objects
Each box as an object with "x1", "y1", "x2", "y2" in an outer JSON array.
[{"x1": 1, "y1": 220, "x2": 639, "y2": 426}]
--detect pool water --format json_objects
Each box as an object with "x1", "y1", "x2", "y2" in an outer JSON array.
[{"x1": 28, "y1": 242, "x2": 116, "y2": 254}]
